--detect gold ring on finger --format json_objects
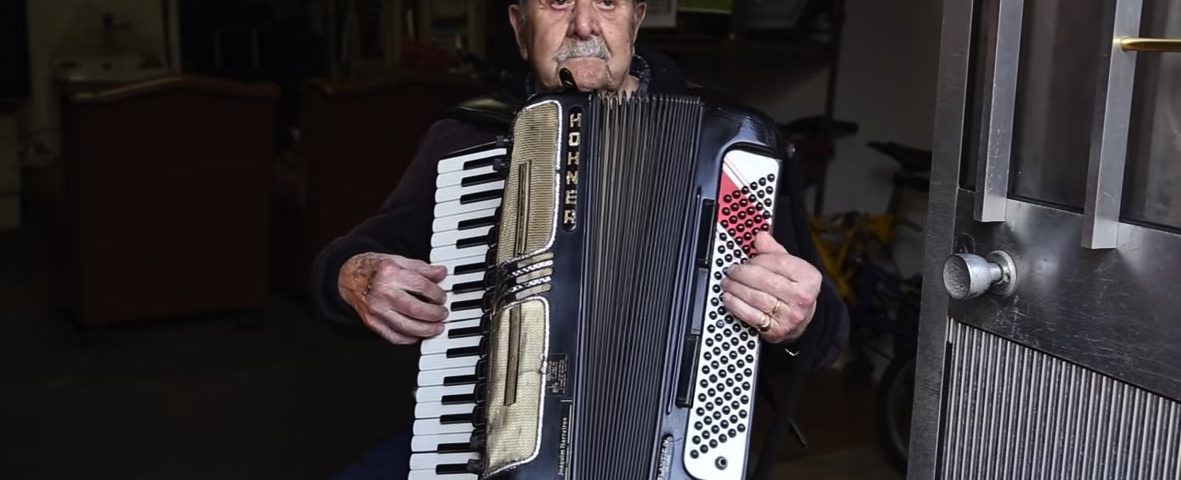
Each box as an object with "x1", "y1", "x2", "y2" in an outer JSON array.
[
  {"x1": 757, "y1": 313, "x2": 773, "y2": 333},
  {"x1": 769, "y1": 298, "x2": 782, "y2": 317}
]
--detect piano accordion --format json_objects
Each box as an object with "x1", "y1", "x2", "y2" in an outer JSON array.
[{"x1": 413, "y1": 92, "x2": 786, "y2": 480}]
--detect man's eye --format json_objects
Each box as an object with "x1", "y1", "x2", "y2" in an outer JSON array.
[
  {"x1": 551, "y1": 0, "x2": 572, "y2": 6},
  {"x1": 598, "y1": 0, "x2": 617, "y2": 7}
]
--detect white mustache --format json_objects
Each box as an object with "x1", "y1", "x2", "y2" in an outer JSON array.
[{"x1": 554, "y1": 37, "x2": 610, "y2": 63}]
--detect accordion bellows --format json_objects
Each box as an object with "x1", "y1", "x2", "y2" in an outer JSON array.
[{"x1": 412, "y1": 91, "x2": 787, "y2": 480}]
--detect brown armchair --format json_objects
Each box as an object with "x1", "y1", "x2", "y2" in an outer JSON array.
[
  {"x1": 54, "y1": 75, "x2": 280, "y2": 325},
  {"x1": 271, "y1": 72, "x2": 490, "y2": 294}
]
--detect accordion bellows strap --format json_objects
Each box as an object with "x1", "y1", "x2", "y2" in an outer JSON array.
[{"x1": 412, "y1": 91, "x2": 787, "y2": 480}]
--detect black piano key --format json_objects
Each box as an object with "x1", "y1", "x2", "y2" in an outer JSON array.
[
  {"x1": 452, "y1": 298, "x2": 483, "y2": 311},
  {"x1": 460, "y1": 189, "x2": 503, "y2": 205},
  {"x1": 456, "y1": 235, "x2": 489, "y2": 249},
  {"x1": 447, "y1": 346, "x2": 481, "y2": 358},
  {"x1": 436, "y1": 442, "x2": 474, "y2": 453},
  {"x1": 452, "y1": 281, "x2": 484, "y2": 295},
  {"x1": 441, "y1": 393, "x2": 476, "y2": 404},
  {"x1": 454, "y1": 263, "x2": 485, "y2": 275},
  {"x1": 448, "y1": 325, "x2": 482, "y2": 338},
  {"x1": 436, "y1": 463, "x2": 470, "y2": 475},
  {"x1": 440, "y1": 413, "x2": 474, "y2": 424},
  {"x1": 461, "y1": 171, "x2": 505, "y2": 187},
  {"x1": 457, "y1": 216, "x2": 496, "y2": 230},
  {"x1": 443, "y1": 374, "x2": 478, "y2": 386},
  {"x1": 462, "y1": 156, "x2": 496, "y2": 171}
]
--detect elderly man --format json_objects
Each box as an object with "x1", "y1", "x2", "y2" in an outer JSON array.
[{"x1": 318, "y1": 0, "x2": 848, "y2": 478}]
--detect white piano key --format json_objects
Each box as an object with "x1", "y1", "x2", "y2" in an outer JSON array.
[
  {"x1": 446, "y1": 290, "x2": 483, "y2": 306},
  {"x1": 422, "y1": 333, "x2": 481, "y2": 356},
  {"x1": 431, "y1": 225, "x2": 493, "y2": 248},
  {"x1": 435, "y1": 197, "x2": 500, "y2": 218},
  {"x1": 422, "y1": 319, "x2": 481, "y2": 352},
  {"x1": 441, "y1": 318, "x2": 481, "y2": 333},
  {"x1": 437, "y1": 164, "x2": 496, "y2": 189},
  {"x1": 408, "y1": 469, "x2": 476, "y2": 480},
  {"x1": 411, "y1": 451, "x2": 480, "y2": 470},
  {"x1": 414, "y1": 401, "x2": 475, "y2": 419},
  {"x1": 419, "y1": 352, "x2": 480, "y2": 372},
  {"x1": 437, "y1": 148, "x2": 506, "y2": 175},
  {"x1": 435, "y1": 180, "x2": 504, "y2": 204},
  {"x1": 440, "y1": 271, "x2": 484, "y2": 292},
  {"x1": 414, "y1": 418, "x2": 475, "y2": 436},
  {"x1": 417, "y1": 363, "x2": 477, "y2": 387},
  {"x1": 415, "y1": 383, "x2": 475, "y2": 403},
  {"x1": 431, "y1": 243, "x2": 488, "y2": 263},
  {"x1": 446, "y1": 307, "x2": 482, "y2": 322},
  {"x1": 432, "y1": 206, "x2": 497, "y2": 233},
  {"x1": 411, "y1": 432, "x2": 475, "y2": 453}
]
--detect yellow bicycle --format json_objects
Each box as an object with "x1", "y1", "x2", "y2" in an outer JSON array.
[{"x1": 807, "y1": 141, "x2": 930, "y2": 473}]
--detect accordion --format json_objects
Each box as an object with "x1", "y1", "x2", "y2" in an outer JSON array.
[{"x1": 412, "y1": 92, "x2": 785, "y2": 480}]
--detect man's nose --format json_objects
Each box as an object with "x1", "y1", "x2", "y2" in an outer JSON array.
[{"x1": 568, "y1": 2, "x2": 601, "y2": 39}]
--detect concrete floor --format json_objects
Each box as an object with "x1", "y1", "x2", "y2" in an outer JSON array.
[{"x1": 0, "y1": 224, "x2": 903, "y2": 479}]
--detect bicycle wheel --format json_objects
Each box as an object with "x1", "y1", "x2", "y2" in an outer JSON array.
[{"x1": 876, "y1": 353, "x2": 916, "y2": 473}]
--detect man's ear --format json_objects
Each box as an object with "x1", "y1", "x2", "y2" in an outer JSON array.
[
  {"x1": 508, "y1": 4, "x2": 531, "y2": 60},
  {"x1": 632, "y1": 2, "x2": 647, "y2": 37}
]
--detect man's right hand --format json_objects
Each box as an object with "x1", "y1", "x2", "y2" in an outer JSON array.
[{"x1": 338, "y1": 252, "x2": 449, "y2": 345}]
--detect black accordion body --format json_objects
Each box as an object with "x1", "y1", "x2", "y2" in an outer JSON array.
[{"x1": 411, "y1": 92, "x2": 785, "y2": 480}]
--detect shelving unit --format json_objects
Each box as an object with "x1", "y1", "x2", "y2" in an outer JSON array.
[{"x1": 638, "y1": 0, "x2": 848, "y2": 214}]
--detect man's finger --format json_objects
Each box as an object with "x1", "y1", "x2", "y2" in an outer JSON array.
[
  {"x1": 748, "y1": 251, "x2": 823, "y2": 296},
  {"x1": 392, "y1": 256, "x2": 448, "y2": 282},
  {"x1": 752, "y1": 231, "x2": 787, "y2": 255},
  {"x1": 389, "y1": 290, "x2": 449, "y2": 323},
  {"x1": 361, "y1": 312, "x2": 418, "y2": 345},
  {"x1": 378, "y1": 307, "x2": 445, "y2": 338},
  {"x1": 749, "y1": 253, "x2": 819, "y2": 285},
  {"x1": 423, "y1": 265, "x2": 448, "y2": 282},
  {"x1": 726, "y1": 262, "x2": 788, "y2": 299},
  {"x1": 395, "y1": 269, "x2": 448, "y2": 305},
  {"x1": 720, "y1": 275, "x2": 782, "y2": 320},
  {"x1": 727, "y1": 262, "x2": 816, "y2": 313},
  {"x1": 721, "y1": 291, "x2": 789, "y2": 342}
]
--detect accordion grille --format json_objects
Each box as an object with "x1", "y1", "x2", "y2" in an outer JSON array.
[
  {"x1": 497, "y1": 101, "x2": 560, "y2": 263},
  {"x1": 485, "y1": 299, "x2": 550, "y2": 475},
  {"x1": 575, "y1": 94, "x2": 704, "y2": 479}
]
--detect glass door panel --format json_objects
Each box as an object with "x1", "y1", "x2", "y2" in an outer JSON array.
[{"x1": 1122, "y1": 0, "x2": 1181, "y2": 231}]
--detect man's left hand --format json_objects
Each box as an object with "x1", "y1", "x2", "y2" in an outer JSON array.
[{"x1": 721, "y1": 232, "x2": 823, "y2": 344}]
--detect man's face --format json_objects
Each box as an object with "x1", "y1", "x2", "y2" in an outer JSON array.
[{"x1": 510, "y1": 0, "x2": 647, "y2": 93}]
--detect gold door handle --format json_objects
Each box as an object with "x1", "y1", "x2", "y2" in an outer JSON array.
[{"x1": 1119, "y1": 37, "x2": 1181, "y2": 53}]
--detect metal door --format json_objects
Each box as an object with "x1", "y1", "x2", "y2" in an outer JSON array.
[{"x1": 910, "y1": 0, "x2": 1181, "y2": 477}]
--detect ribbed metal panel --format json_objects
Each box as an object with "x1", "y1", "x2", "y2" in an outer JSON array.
[{"x1": 941, "y1": 319, "x2": 1181, "y2": 479}]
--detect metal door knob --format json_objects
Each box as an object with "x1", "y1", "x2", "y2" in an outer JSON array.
[{"x1": 942, "y1": 251, "x2": 1017, "y2": 300}]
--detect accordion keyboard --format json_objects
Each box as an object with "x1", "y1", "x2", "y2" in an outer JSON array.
[{"x1": 410, "y1": 144, "x2": 508, "y2": 480}]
